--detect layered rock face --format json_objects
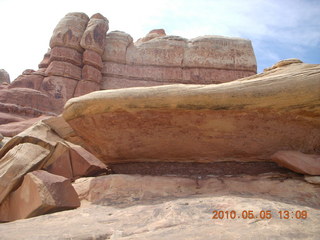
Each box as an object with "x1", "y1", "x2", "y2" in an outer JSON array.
[
  {"x1": 63, "y1": 61, "x2": 320, "y2": 165},
  {"x1": 0, "y1": 12, "x2": 256, "y2": 136},
  {"x1": 102, "y1": 31, "x2": 256, "y2": 89}
]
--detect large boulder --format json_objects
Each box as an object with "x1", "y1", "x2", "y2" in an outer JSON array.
[
  {"x1": 0, "y1": 143, "x2": 50, "y2": 203},
  {"x1": 0, "y1": 170, "x2": 80, "y2": 222},
  {"x1": 63, "y1": 61, "x2": 320, "y2": 165},
  {"x1": 80, "y1": 13, "x2": 109, "y2": 55},
  {"x1": 49, "y1": 12, "x2": 89, "y2": 52},
  {"x1": 272, "y1": 151, "x2": 320, "y2": 175}
]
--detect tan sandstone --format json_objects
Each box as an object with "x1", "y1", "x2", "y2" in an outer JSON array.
[{"x1": 63, "y1": 62, "x2": 320, "y2": 165}]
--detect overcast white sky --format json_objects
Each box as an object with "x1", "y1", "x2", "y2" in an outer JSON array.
[{"x1": 0, "y1": 0, "x2": 319, "y2": 81}]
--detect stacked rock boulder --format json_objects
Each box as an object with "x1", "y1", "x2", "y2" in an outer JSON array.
[
  {"x1": 0, "y1": 12, "x2": 109, "y2": 135},
  {"x1": 75, "y1": 13, "x2": 109, "y2": 97}
]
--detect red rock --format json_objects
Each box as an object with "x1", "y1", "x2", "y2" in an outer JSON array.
[
  {"x1": 50, "y1": 47, "x2": 82, "y2": 67},
  {"x1": 9, "y1": 73, "x2": 44, "y2": 90},
  {"x1": 0, "y1": 88, "x2": 54, "y2": 117},
  {"x1": 0, "y1": 170, "x2": 80, "y2": 221},
  {"x1": 40, "y1": 76, "x2": 78, "y2": 113},
  {"x1": 74, "y1": 80, "x2": 100, "y2": 97},
  {"x1": 0, "y1": 143, "x2": 50, "y2": 203},
  {"x1": 0, "y1": 82, "x2": 9, "y2": 90},
  {"x1": 69, "y1": 143, "x2": 106, "y2": 178},
  {"x1": 63, "y1": 62, "x2": 320, "y2": 165},
  {"x1": 44, "y1": 142, "x2": 107, "y2": 180},
  {"x1": 136, "y1": 28, "x2": 166, "y2": 44},
  {"x1": 271, "y1": 151, "x2": 320, "y2": 175},
  {"x1": 0, "y1": 112, "x2": 27, "y2": 125},
  {"x1": 80, "y1": 13, "x2": 109, "y2": 55},
  {"x1": 49, "y1": 12, "x2": 89, "y2": 52},
  {"x1": 22, "y1": 69, "x2": 35, "y2": 75},
  {"x1": 83, "y1": 50, "x2": 103, "y2": 70},
  {"x1": 0, "y1": 69, "x2": 10, "y2": 84},
  {"x1": 82, "y1": 64, "x2": 102, "y2": 83},
  {"x1": 38, "y1": 49, "x2": 51, "y2": 68},
  {"x1": 0, "y1": 116, "x2": 50, "y2": 137},
  {"x1": 45, "y1": 61, "x2": 82, "y2": 80},
  {"x1": 103, "y1": 31, "x2": 133, "y2": 64},
  {"x1": 44, "y1": 142, "x2": 74, "y2": 179}
]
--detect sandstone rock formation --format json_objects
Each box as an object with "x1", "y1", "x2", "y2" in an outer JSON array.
[
  {"x1": 0, "y1": 117, "x2": 107, "y2": 221},
  {"x1": 0, "y1": 12, "x2": 257, "y2": 135},
  {"x1": 0, "y1": 69, "x2": 10, "y2": 84},
  {"x1": 63, "y1": 61, "x2": 320, "y2": 164},
  {"x1": 0, "y1": 11, "x2": 319, "y2": 239},
  {"x1": 0, "y1": 170, "x2": 80, "y2": 222},
  {"x1": 102, "y1": 32, "x2": 256, "y2": 89},
  {"x1": 271, "y1": 151, "x2": 320, "y2": 175}
]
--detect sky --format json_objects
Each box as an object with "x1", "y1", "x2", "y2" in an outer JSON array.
[{"x1": 0, "y1": 0, "x2": 319, "y2": 81}]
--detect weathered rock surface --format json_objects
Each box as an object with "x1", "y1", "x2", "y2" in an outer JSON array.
[
  {"x1": 0, "y1": 117, "x2": 107, "y2": 221},
  {"x1": 272, "y1": 151, "x2": 320, "y2": 175},
  {"x1": 0, "y1": 12, "x2": 258, "y2": 134},
  {"x1": 0, "y1": 170, "x2": 80, "y2": 222},
  {"x1": 63, "y1": 62, "x2": 320, "y2": 164},
  {"x1": 0, "y1": 116, "x2": 50, "y2": 137},
  {"x1": 49, "y1": 12, "x2": 89, "y2": 52},
  {"x1": 0, "y1": 69, "x2": 10, "y2": 84},
  {"x1": 44, "y1": 141, "x2": 107, "y2": 180},
  {"x1": 102, "y1": 32, "x2": 257, "y2": 89},
  {"x1": 80, "y1": 13, "x2": 109, "y2": 55},
  {"x1": 0, "y1": 174, "x2": 319, "y2": 239},
  {"x1": 0, "y1": 143, "x2": 50, "y2": 203}
]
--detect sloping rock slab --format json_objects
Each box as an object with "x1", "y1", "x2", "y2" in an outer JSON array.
[
  {"x1": 63, "y1": 63, "x2": 320, "y2": 164},
  {"x1": 0, "y1": 174, "x2": 319, "y2": 239}
]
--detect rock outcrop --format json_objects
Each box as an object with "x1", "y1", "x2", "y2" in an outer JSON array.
[
  {"x1": 0, "y1": 69, "x2": 10, "y2": 84},
  {"x1": 1, "y1": 11, "x2": 319, "y2": 239},
  {"x1": 102, "y1": 32, "x2": 256, "y2": 89},
  {"x1": 0, "y1": 12, "x2": 257, "y2": 136},
  {"x1": 63, "y1": 62, "x2": 320, "y2": 164}
]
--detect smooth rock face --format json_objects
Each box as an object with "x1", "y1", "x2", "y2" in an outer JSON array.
[
  {"x1": 0, "y1": 69, "x2": 10, "y2": 84},
  {"x1": 0, "y1": 170, "x2": 80, "y2": 222},
  {"x1": 63, "y1": 62, "x2": 320, "y2": 165},
  {"x1": 272, "y1": 151, "x2": 320, "y2": 175},
  {"x1": 49, "y1": 12, "x2": 89, "y2": 52}
]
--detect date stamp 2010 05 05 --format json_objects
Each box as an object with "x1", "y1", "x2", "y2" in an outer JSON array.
[{"x1": 212, "y1": 210, "x2": 308, "y2": 220}]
